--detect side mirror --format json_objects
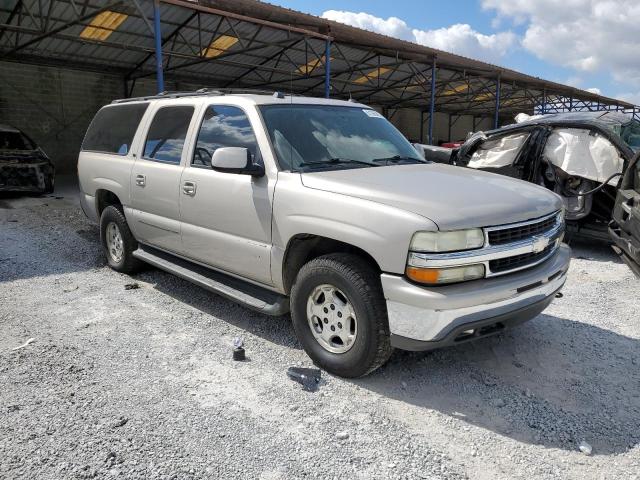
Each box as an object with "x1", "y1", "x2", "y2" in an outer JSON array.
[{"x1": 210, "y1": 147, "x2": 265, "y2": 177}]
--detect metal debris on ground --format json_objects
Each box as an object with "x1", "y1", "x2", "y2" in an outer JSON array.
[
  {"x1": 124, "y1": 283, "x2": 139, "y2": 290},
  {"x1": 11, "y1": 338, "x2": 35, "y2": 351},
  {"x1": 111, "y1": 416, "x2": 129, "y2": 428},
  {"x1": 287, "y1": 366, "x2": 321, "y2": 392},
  {"x1": 555, "y1": 292, "x2": 564, "y2": 298},
  {"x1": 232, "y1": 337, "x2": 246, "y2": 361}
]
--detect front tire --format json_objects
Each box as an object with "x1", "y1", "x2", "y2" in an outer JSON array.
[
  {"x1": 290, "y1": 253, "x2": 393, "y2": 378},
  {"x1": 100, "y1": 205, "x2": 141, "y2": 273}
]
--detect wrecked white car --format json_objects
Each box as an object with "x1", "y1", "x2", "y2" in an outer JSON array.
[{"x1": 453, "y1": 112, "x2": 640, "y2": 242}]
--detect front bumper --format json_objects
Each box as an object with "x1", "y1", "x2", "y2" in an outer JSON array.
[
  {"x1": 0, "y1": 161, "x2": 54, "y2": 192},
  {"x1": 382, "y1": 244, "x2": 571, "y2": 350}
]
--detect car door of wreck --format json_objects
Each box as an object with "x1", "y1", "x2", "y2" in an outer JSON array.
[{"x1": 610, "y1": 152, "x2": 640, "y2": 275}]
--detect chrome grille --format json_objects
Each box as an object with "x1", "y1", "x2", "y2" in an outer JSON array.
[
  {"x1": 489, "y1": 244, "x2": 555, "y2": 273},
  {"x1": 488, "y1": 215, "x2": 557, "y2": 245}
]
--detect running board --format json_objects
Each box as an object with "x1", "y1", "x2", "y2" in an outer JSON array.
[{"x1": 133, "y1": 245, "x2": 290, "y2": 316}]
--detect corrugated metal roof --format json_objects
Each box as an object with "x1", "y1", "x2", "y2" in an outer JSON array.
[{"x1": 0, "y1": 0, "x2": 635, "y2": 116}]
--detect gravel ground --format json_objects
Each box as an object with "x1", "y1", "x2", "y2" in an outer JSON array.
[{"x1": 1, "y1": 177, "x2": 639, "y2": 480}]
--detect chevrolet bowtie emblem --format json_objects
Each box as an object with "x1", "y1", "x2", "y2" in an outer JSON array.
[{"x1": 532, "y1": 235, "x2": 549, "y2": 254}]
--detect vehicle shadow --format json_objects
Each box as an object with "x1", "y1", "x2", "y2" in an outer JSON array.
[
  {"x1": 568, "y1": 239, "x2": 622, "y2": 264},
  {"x1": 139, "y1": 268, "x2": 298, "y2": 349},
  {"x1": 142, "y1": 268, "x2": 640, "y2": 455},
  {"x1": 354, "y1": 314, "x2": 640, "y2": 455}
]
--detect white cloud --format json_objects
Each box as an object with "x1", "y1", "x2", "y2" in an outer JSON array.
[
  {"x1": 321, "y1": 10, "x2": 516, "y2": 64},
  {"x1": 321, "y1": 11, "x2": 413, "y2": 41},
  {"x1": 618, "y1": 91, "x2": 640, "y2": 105},
  {"x1": 586, "y1": 87, "x2": 601, "y2": 95},
  {"x1": 412, "y1": 24, "x2": 516, "y2": 61},
  {"x1": 482, "y1": 0, "x2": 640, "y2": 85}
]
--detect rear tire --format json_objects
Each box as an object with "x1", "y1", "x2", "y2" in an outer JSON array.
[
  {"x1": 290, "y1": 253, "x2": 393, "y2": 378},
  {"x1": 100, "y1": 205, "x2": 142, "y2": 273},
  {"x1": 43, "y1": 175, "x2": 54, "y2": 194}
]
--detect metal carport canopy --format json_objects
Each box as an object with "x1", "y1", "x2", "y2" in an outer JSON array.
[{"x1": 0, "y1": 0, "x2": 636, "y2": 130}]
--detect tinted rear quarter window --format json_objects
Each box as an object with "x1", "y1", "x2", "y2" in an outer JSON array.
[{"x1": 82, "y1": 103, "x2": 149, "y2": 155}]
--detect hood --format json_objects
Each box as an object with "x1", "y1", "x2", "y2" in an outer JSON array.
[{"x1": 300, "y1": 163, "x2": 562, "y2": 230}]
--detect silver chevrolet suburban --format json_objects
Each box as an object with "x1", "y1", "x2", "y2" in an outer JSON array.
[{"x1": 78, "y1": 91, "x2": 571, "y2": 377}]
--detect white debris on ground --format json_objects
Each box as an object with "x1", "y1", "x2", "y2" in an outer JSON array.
[{"x1": 1, "y1": 178, "x2": 639, "y2": 479}]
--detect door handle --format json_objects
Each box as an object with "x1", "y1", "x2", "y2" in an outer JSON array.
[
  {"x1": 135, "y1": 174, "x2": 146, "y2": 187},
  {"x1": 183, "y1": 181, "x2": 196, "y2": 196}
]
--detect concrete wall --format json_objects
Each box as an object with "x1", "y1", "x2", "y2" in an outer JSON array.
[
  {"x1": 0, "y1": 61, "x2": 187, "y2": 173},
  {"x1": 385, "y1": 107, "x2": 495, "y2": 145},
  {"x1": 0, "y1": 61, "x2": 122, "y2": 173},
  {"x1": 0, "y1": 60, "x2": 508, "y2": 173}
]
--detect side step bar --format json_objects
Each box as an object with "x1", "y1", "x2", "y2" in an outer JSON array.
[{"x1": 133, "y1": 245, "x2": 290, "y2": 316}]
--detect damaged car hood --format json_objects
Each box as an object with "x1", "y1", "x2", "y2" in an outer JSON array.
[
  {"x1": 0, "y1": 150, "x2": 47, "y2": 164},
  {"x1": 300, "y1": 164, "x2": 561, "y2": 230}
]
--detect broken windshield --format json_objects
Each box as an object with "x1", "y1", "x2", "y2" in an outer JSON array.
[
  {"x1": 259, "y1": 104, "x2": 423, "y2": 171},
  {"x1": 618, "y1": 119, "x2": 640, "y2": 151},
  {"x1": 0, "y1": 131, "x2": 35, "y2": 151}
]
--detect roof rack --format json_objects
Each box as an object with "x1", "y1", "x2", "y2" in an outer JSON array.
[{"x1": 111, "y1": 88, "x2": 296, "y2": 104}]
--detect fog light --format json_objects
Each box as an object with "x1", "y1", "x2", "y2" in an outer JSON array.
[{"x1": 406, "y1": 264, "x2": 485, "y2": 285}]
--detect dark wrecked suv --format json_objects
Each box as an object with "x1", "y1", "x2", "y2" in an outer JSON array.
[
  {"x1": 449, "y1": 111, "x2": 640, "y2": 273},
  {"x1": 0, "y1": 124, "x2": 54, "y2": 194}
]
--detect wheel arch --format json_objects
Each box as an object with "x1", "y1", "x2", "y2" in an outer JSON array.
[
  {"x1": 281, "y1": 234, "x2": 382, "y2": 294},
  {"x1": 95, "y1": 189, "x2": 123, "y2": 217}
]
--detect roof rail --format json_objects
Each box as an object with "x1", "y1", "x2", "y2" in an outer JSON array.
[{"x1": 111, "y1": 87, "x2": 301, "y2": 104}]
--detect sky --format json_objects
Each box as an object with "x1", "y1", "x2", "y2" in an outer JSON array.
[{"x1": 267, "y1": 0, "x2": 640, "y2": 105}]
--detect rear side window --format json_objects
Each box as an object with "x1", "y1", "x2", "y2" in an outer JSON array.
[
  {"x1": 192, "y1": 105, "x2": 261, "y2": 168},
  {"x1": 143, "y1": 106, "x2": 195, "y2": 164},
  {"x1": 82, "y1": 103, "x2": 148, "y2": 155}
]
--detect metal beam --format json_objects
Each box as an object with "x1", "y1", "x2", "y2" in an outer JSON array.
[
  {"x1": 159, "y1": 0, "x2": 331, "y2": 40},
  {"x1": 324, "y1": 38, "x2": 331, "y2": 98},
  {"x1": 126, "y1": 4, "x2": 198, "y2": 80},
  {"x1": 428, "y1": 57, "x2": 436, "y2": 145},
  {"x1": 153, "y1": 0, "x2": 164, "y2": 93},
  {"x1": 1, "y1": 1, "x2": 123, "y2": 58},
  {"x1": 494, "y1": 74, "x2": 501, "y2": 129},
  {"x1": 0, "y1": 0, "x2": 22, "y2": 45}
]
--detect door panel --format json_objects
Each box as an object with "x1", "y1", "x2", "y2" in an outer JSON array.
[
  {"x1": 130, "y1": 105, "x2": 195, "y2": 254},
  {"x1": 179, "y1": 104, "x2": 273, "y2": 285},
  {"x1": 180, "y1": 169, "x2": 273, "y2": 283},
  {"x1": 130, "y1": 159, "x2": 183, "y2": 252},
  {"x1": 610, "y1": 155, "x2": 640, "y2": 273}
]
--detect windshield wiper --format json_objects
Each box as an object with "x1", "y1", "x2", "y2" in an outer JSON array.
[
  {"x1": 297, "y1": 158, "x2": 378, "y2": 170},
  {"x1": 371, "y1": 155, "x2": 429, "y2": 165}
]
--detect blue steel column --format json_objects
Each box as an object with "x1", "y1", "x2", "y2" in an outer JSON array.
[
  {"x1": 324, "y1": 39, "x2": 331, "y2": 98},
  {"x1": 541, "y1": 88, "x2": 547, "y2": 114},
  {"x1": 428, "y1": 57, "x2": 436, "y2": 145},
  {"x1": 153, "y1": 0, "x2": 165, "y2": 93},
  {"x1": 494, "y1": 74, "x2": 501, "y2": 129}
]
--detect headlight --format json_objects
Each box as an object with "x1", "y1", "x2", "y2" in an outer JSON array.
[
  {"x1": 410, "y1": 229, "x2": 484, "y2": 252},
  {"x1": 406, "y1": 264, "x2": 485, "y2": 285}
]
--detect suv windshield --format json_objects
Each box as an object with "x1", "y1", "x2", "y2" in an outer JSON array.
[{"x1": 259, "y1": 104, "x2": 424, "y2": 171}]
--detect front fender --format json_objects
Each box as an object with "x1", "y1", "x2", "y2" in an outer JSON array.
[{"x1": 271, "y1": 172, "x2": 437, "y2": 290}]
